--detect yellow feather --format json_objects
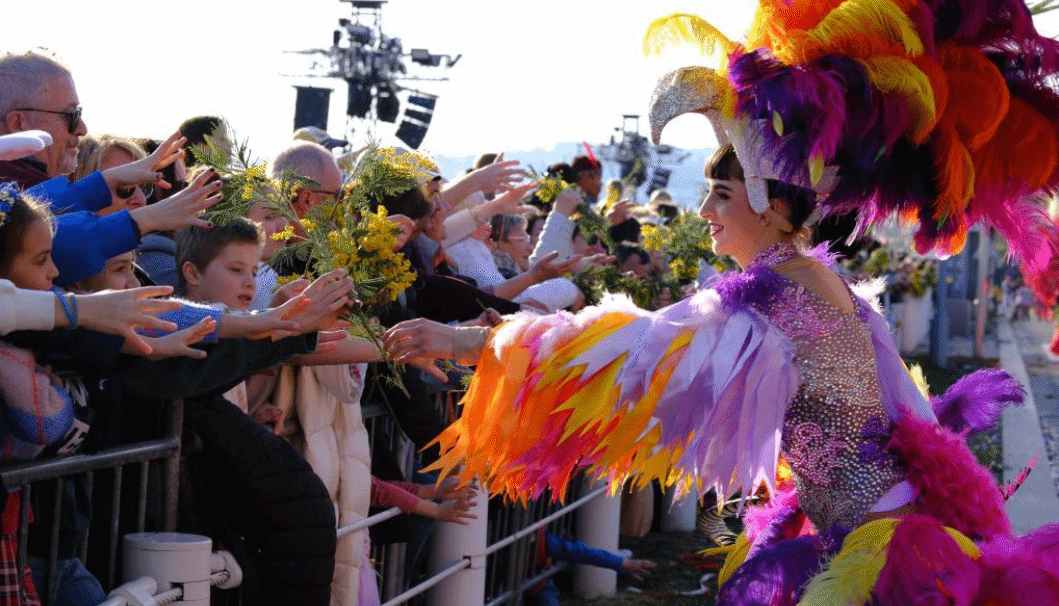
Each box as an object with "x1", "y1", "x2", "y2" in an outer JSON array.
[
  {"x1": 643, "y1": 13, "x2": 737, "y2": 57},
  {"x1": 798, "y1": 519, "x2": 898, "y2": 606},
  {"x1": 907, "y1": 363, "x2": 931, "y2": 399},
  {"x1": 808, "y1": 153, "x2": 825, "y2": 188},
  {"x1": 805, "y1": 0, "x2": 924, "y2": 57},
  {"x1": 859, "y1": 56, "x2": 937, "y2": 141},
  {"x1": 718, "y1": 533, "x2": 752, "y2": 587},
  {"x1": 944, "y1": 527, "x2": 981, "y2": 559}
]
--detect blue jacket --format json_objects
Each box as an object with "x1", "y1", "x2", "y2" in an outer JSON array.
[
  {"x1": 24, "y1": 172, "x2": 142, "y2": 286},
  {"x1": 28, "y1": 172, "x2": 111, "y2": 214},
  {"x1": 545, "y1": 533, "x2": 623, "y2": 571}
]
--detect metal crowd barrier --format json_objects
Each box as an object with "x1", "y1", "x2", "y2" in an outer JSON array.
[
  {"x1": 1, "y1": 387, "x2": 609, "y2": 606},
  {"x1": 352, "y1": 392, "x2": 603, "y2": 606},
  {"x1": 0, "y1": 399, "x2": 183, "y2": 606}
]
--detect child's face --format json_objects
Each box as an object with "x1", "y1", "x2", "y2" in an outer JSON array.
[
  {"x1": 82, "y1": 252, "x2": 139, "y2": 292},
  {"x1": 184, "y1": 241, "x2": 262, "y2": 310},
  {"x1": 247, "y1": 201, "x2": 289, "y2": 261},
  {"x1": 6, "y1": 218, "x2": 59, "y2": 290}
]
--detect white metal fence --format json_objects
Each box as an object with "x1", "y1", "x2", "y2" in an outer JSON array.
[
  {"x1": 0, "y1": 389, "x2": 619, "y2": 606},
  {"x1": 356, "y1": 393, "x2": 616, "y2": 606}
]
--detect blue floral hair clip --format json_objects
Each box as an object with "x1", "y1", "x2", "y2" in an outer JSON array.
[{"x1": 0, "y1": 182, "x2": 19, "y2": 227}]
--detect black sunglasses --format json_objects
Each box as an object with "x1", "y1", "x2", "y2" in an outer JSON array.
[
  {"x1": 13, "y1": 106, "x2": 83, "y2": 134},
  {"x1": 116, "y1": 182, "x2": 154, "y2": 200}
]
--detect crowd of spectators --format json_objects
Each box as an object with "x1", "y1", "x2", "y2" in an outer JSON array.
[{"x1": 0, "y1": 47, "x2": 690, "y2": 606}]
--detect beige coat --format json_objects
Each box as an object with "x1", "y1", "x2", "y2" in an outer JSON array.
[{"x1": 270, "y1": 363, "x2": 372, "y2": 606}]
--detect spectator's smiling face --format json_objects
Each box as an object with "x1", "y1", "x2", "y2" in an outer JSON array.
[{"x1": 497, "y1": 224, "x2": 533, "y2": 270}]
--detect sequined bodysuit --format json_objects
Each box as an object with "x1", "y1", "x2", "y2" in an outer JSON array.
[{"x1": 749, "y1": 244, "x2": 907, "y2": 531}]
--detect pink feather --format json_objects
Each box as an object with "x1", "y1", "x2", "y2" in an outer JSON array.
[
  {"x1": 976, "y1": 523, "x2": 1059, "y2": 605},
  {"x1": 875, "y1": 514, "x2": 981, "y2": 606},
  {"x1": 889, "y1": 414, "x2": 1011, "y2": 540}
]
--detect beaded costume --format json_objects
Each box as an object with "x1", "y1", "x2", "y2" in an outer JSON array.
[
  {"x1": 749, "y1": 243, "x2": 908, "y2": 532},
  {"x1": 426, "y1": 0, "x2": 1059, "y2": 604}
]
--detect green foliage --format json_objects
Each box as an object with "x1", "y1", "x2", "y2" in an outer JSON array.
[
  {"x1": 1029, "y1": 0, "x2": 1059, "y2": 15},
  {"x1": 572, "y1": 264, "x2": 681, "y2": 310},
  {"x1": 190, "y1": 134, "x2": 308, "y2": 229},
  {"x1": 345, "y1": 146, "x2": 437, "y2": 212},
  {"x1": 642, "y1": 212, "x2": 719, "y2": 280}
]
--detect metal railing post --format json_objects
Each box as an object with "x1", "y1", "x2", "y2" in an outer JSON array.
[
  {"x1": 162, "y1": 399, "x2": 183, "y2": 531},
  {"x1": 661, "y1": 485, "x2": 697, "y2": 532},
  {"x1": 428, "y1": 485, "x2": 488, "y2": 606},
  {"x1": 572, "y1": 481, "x2": 620, "y2": 599}
]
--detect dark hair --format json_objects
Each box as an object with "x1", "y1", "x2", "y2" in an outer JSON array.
[
  {"x1": 136, "y1": 137, "x2": 186, "y2": 204},
  {"x1": 374, "y1": 186, "x2": 432, "y2": 220},
  {"x1": 0, "y1": 189, "x2": 51, "y2": 276},
  {"x1": 473, "y1": 152, "x2": 499, "y2": 170},
  {"x1": 179, "y1": 115, "x2": 226, "y2": 166},
  {"x1": 526, "y1": 214, "x2": 545, "y2": 237},
  {"x1": 571, "y1": 155, "x2": 600, "y2": 177},
  {"x1": 616, "y1": 242, "x2": 649, "y2": 266},
  {"x1": 175, "y1": 218, "x2": 263, "y2": 292},
  {"x1": 704, "y1": 143, "x2": 817, "y2": 233},
  {"x1": 546, "y1": 162, "x2": 574, "y2": 184}
]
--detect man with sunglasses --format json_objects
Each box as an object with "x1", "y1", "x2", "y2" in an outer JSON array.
[
  {"x1": 0, "y1": 48, "x2": 223, "y2": 290},
  {"x1": 0, "y1": 48, "x2": 86, "y2": 187}
]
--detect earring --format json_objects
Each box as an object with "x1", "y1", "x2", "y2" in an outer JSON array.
[{"x1": 760, "y1": 215, "x2": 770, "y2": 225}]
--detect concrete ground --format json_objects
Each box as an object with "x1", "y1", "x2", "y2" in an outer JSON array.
[{"x1": 1002, "y1": 318, "x2": 1059, "y2": 532}]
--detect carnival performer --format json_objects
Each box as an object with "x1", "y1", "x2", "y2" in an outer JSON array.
[{"x1": 385, "y1": 1, "x2": 1059, "y2": 604}]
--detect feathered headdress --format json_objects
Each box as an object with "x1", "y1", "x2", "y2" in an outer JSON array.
[{"x1": 646, "y1": 1, "x2": 1059, "y2": 271}]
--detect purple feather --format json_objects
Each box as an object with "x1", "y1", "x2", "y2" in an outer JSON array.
[
  {"x1": 930, "y1": 368, "x2": 1024, "y2": 435},
  {"x1": 717, "y1": 527, "x2": 848, "y2": 606},
  {"x1": 931, "y1": 0, "x2": 1034, "y2": 45},
  {"x1": 745, "y1": 504, "x2": 805, "y2": 562},
  {"x1": 710, "y1": 265, "x2": 786, "y2": 312}
]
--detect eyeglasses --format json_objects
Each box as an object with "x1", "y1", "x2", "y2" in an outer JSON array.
[
  {"x1": 115, "y1": 183, "x2": 154, "y2": 200},
  {"x1": 12, "y1": 106, "x2": 83, "y2": 134}
]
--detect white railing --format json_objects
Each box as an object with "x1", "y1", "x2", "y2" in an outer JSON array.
[{"x1": 358, "y1": 395, "x2": 621, "y2": 606}]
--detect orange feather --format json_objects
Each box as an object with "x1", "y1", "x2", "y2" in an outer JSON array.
[
  {"x1": 972, "y1": 98, "x2": 1059, "y2": 195},
  {"x1": 937, "y1": 45, "x2": 1010, "y2": 152}
]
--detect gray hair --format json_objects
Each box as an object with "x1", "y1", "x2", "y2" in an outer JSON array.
[
  {"x1": 489, "y1": 213, "x2": 527, "y2": 242},
  {"x1": 0, "y1": 48, "x2": 72, "y2": 120},
  {"x1": 270, "y1": 141, "x2": 337, "y2": 183}
]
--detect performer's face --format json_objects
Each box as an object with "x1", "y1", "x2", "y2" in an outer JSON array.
[{"x1": 700, "y1": 178, "x2": 762, "y2": 267}]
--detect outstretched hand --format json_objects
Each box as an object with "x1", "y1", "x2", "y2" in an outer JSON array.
[
  {"x1": 467, "y1": 158, "x2": 525, "y2": 195},
  {"x1": 383, "y1": 318, "x2": 489, "y2": 368},
  {"x1": 482, "y1": 181, "x2": 537, "y2": 218},
  {"x1": 436, "y1": 498, "x2": 478, "y2": 525},
  {"x1": 138, "y1": 316, "x2": 216, "y2": 360},
  {"x1": 529, "y1": 251, "x2": 581, "y2": 282},
  {"x1": 102, "y1": 131, "x2": 185, "y2": 191},
  {"x1": 129, "y1": 167, "x2": 223, "y2": 233},
  {"x1": 621, "y1": 558, "x2": 657, "y2": 582},
  {"x1": 77, "y1": 286, "x2": 182, "y2": 355},
  {"x1": 282, "y1": 270, "x2": 357, "y2": 334}
]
